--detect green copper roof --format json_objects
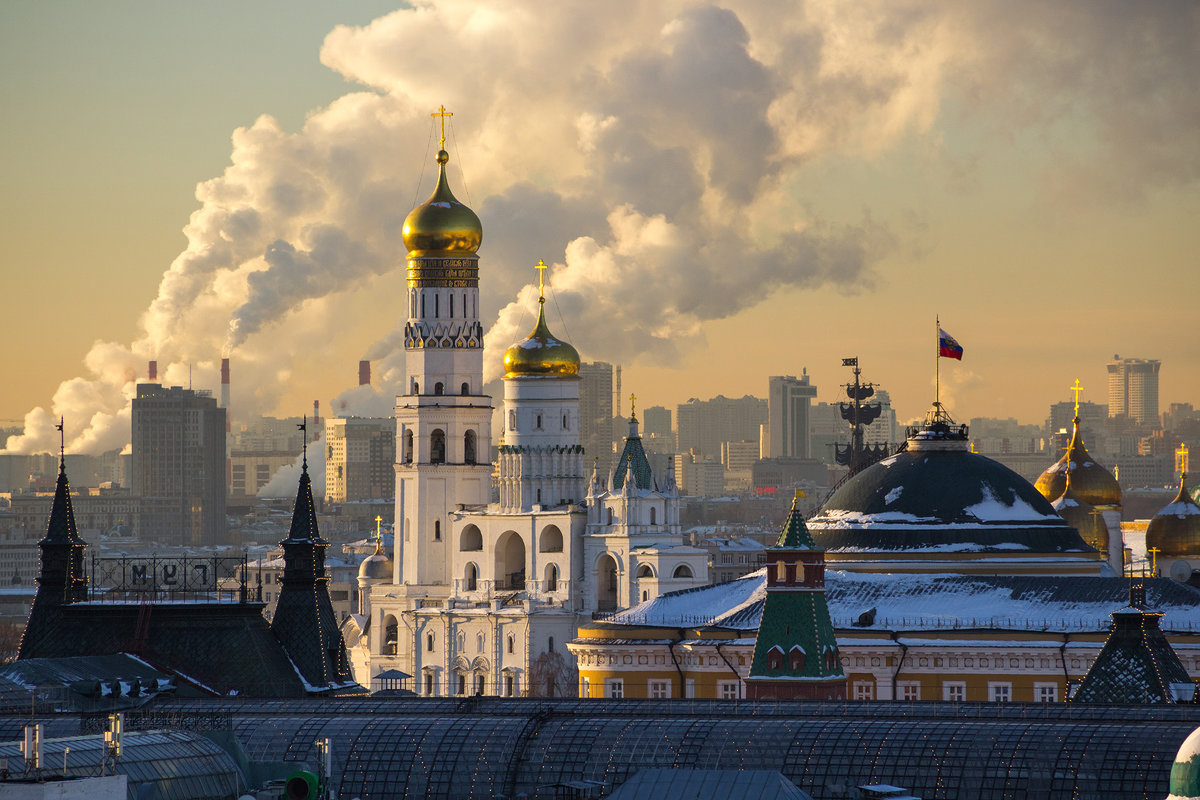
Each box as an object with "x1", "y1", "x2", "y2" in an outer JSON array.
[
  {"x1": 775, "y1": 496, "x2": 815, "y2": 550},
  {"x1": 612, "y1": 428, "x2": 654, "y2": 492},
  {"x1": 748, "y1": 591, "x2": 843, "y2": 681}
]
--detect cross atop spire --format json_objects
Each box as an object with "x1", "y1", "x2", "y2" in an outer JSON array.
[
  {"x1": 1070, "y1": 379, "x2": 1084, "y2": 416},
  {"x1": 630, "y1": 393, "x2": 637, "y2": 421},
  {"x1": 374, "y1": 515, "x2": 384, "y2": 555},
  {"x1": 298, "y1": 416, "x2": 308, "y2": 471},
  {"x1": 56, "y1": 417, "x2": 65, "y2": 470},
  {"x1": 535, "y1": 258, "x2": 548, "y2": 304},
  {"x1": 1179, "y1": 443, "x2": 1190, "y2": 476},
  {"x1": 432, "y1": 105, "x2": 453, "y2": 151}
]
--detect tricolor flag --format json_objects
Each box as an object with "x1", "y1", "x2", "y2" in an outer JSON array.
[{"x1": 938, "y1": 328, "x2": 963, "y2": 360}]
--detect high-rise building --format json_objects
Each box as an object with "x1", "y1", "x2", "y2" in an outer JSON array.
[
  {"x1": 676, "y1": 395, "x2": 767, "y2": 460},
  {"x1": 131, "y1": 384, "x2": 227, "y2": 546},
  {"x1": 579, "y1": 361, "x2": 615, "y2": 476},
  {"x1": 765, "y1": 374, "x2": 818, "y2": 459},
  {"x1": 1106, "y1": 356, "x2": 1160, "y2": 426},
  {"x1": 325, "y1": 417, "x2": 397, "y2": 503}
]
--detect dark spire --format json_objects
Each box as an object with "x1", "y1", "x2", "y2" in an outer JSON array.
[
  {"x1": 775, "y1": 492, "x2": 815, "y2": 549},
  {"x1": 269, "y1": 434, "x2": 357, "y2": 692},
  {"x1": 612, "y1": 404, "x2": 654, "y2": 491}
]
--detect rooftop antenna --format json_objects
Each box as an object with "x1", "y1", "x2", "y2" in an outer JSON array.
[{"x1": 56, "y1": 417, "x2": 65, "y2": 470}]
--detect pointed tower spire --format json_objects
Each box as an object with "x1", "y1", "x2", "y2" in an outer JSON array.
[
  {"x1": 746, "y1": 492, "x2": 846, "y2": 700},
  {"x1": 270, "y1": 425, "x2": 357, "y2": 692}
]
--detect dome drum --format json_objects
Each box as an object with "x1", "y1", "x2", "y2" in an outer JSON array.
[{"x1": 406, "y1": 257, "x2": 479, "y2": 289}]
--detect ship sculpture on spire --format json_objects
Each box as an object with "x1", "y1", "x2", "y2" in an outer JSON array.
[{"x1": 835, "y1": 357, "x2": 891, "y2": 475}]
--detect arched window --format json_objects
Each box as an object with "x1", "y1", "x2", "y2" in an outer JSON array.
[
  {"x1": 460, "y1": 525, "x2": 483, "y2": 551},
  {"x1": 636, "y1": 564, "x2": 654, "y2": 579},
  {"x1": 477, "y1": 633, "x2": 485, "y2": 653},
  {"x1": 383, "y1": 616, "x2": 398, "y2": 656},
  {"x1": 430, "y1": 429, "x2": 446, "y2": 464},
  {"x1": 548, "y1": 637, "x2": 554, "y2": 652},
  {"x1": 606, "y1": 508, "x2": 614, "y2": 525},
  {"x1": 434, "y1": 382, "x2": 444, "y2": 396},
  {"x1": 642, "y1": 590, "x2": 648, "y2": 601},
  {"x1": 413, "y1": 380, "x2": 420, "y2": 395},
  {"x1": 461, "y1": 382, "x2": 470, "y2": 395},
  {"x1": 403, "y1": 429, "x2": 414, "y2": 464},
  {"x1": 427, "y1": 633, "x2": 435, "y2": 652},
  {"x1": 465, "y1": 562, "x2": 478, "y2": 592},
  {"x1": 457, "y1": 632, "x2": 465, "y2": 651},
  {"x1": 434, "y1": 520, "x2": 441, "y2": 541},
  {"x1": 672, "y1": 564, "x2": 693, "y2": 579},
  {"x1": 562, "y1": 413, "x2": 568, "y2": 429},
  {"x1": 535, "y1": 414, "x2": 542, "y2": 429},
  {"x1": 421, "y1": 294, "x2": 426, "y2": 317},
  {"x1": 464, "y1": 430, "x2": 477, "y2": 465},
  {"x1": 650, "y1": 507, "x2": 657, "y2": 524},
  {"x1": 544, "y1": 563, "x2": 558, "y2": 592},
  {"x1": 539, "y1": 526, "x2": 563, "y2": 553},
  {"x1": 507, "y1": 635, "x2": 514, "y2": 654}
]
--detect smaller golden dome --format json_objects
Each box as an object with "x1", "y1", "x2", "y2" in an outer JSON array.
[
  {"x1": 503, "y1": 300, "x2": 580, "y2": 378},
  {"x1": 1035, "y1": 417, "x2": 1122, "y2": 507},
  {"x1": 1146, "y1": 473, "x2": 1200, "y2": 557},
  {"x1": 402, "y1": 150, "x2": 482, "y2": 257},
  {"x1": 1051, "y1": 473, "x2": 1109, "y2": 557}
]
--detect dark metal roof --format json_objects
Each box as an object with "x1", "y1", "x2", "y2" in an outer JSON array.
[{"x1": 1073, "y1": 604, "x2": 1195, "y2": 704}]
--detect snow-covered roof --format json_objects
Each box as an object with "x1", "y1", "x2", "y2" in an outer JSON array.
[{"x1": 603, "y1": 569, "x2": 1200, "y2": 634}]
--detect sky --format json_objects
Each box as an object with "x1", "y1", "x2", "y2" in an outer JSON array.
[{"x1": 2, "y1": 0, "x2": 1198, "y2": 456}]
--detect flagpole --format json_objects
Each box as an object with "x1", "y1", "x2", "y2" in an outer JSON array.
[{"x1": 935, "y1": 315, "x2": 940, "y2": 410}]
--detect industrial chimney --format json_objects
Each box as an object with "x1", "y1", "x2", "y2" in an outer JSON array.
[
  {"x1": 359, "y1": 360, "x2": 371, "y2": 386},
  {"x1": 313, "y1": 400, "x2": 321, "y2": 427},
  {"x1": 148, "y1": 360, "x2": 157, "y2": 382}
]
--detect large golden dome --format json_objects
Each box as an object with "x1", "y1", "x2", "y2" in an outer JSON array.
[
  {"x1": 402, "y1": 150, "x2": 482, "y2": 257},
  {"x1": 1050, "y1": 472, "x2": 1109, "y2": 556},
  {"x1": 503, "y1": 299, "x2": 580, "y2": 378},
  {"x1": 1035, "y1": 416, "x2": 1122, "y2": 507},
  {"x1": 1146, "y1": 473, "x2": 1200, "y2": 557}
]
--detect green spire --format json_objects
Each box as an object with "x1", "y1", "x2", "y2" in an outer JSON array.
[{"x1": 775, "y1": 492, "x2": 814, "y2": 549}]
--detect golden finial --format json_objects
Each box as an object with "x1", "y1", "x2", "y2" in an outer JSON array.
[
  {"x1": 1149, "y1": 546, "x2": 1160, "y2": 576},
  {"x1": 535, "y1": 259, "x2": 548, "y2": 304},
  {"x1": 432, "y1": 105, "x2": 453, "y2": 151},
  {"x1": 1070, "y1": 379, "x2": 1084, "y2": 417},
  {"x1": 1179, "y1": 443, "x2": 1190, "y2": 476},
  {"x1": 630, "y1": 393, "x2": 637, "y2": 420},
  {"x1": 374, "y1": 515, "x2": 383, "y2": 554}
]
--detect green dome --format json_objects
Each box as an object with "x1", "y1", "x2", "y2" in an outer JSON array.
[{"x1": 1169, "y1": 726, "x2": 1200, "y2": 799}]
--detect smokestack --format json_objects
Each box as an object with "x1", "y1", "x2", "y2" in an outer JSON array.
[
  {"x1": 148, "y1": 360, "x2": 157, "y2": 382},
  {"x1": 313, "y1": 400, "x2": 321, "y2": 427},
  {"x1": 359, "y1": 360, "x2": 371, "y2": 386},
  {"x1": 222, "y1": 357, "x2": 232, "y2": 494},
  {"x1": 220, "y1": 358, "x2": 231, "y2": 403}
]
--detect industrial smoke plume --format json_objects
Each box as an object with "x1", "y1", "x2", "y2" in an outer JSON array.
[{"x1": 5, "y1": 0, "x2": 1197, "y2": 456}]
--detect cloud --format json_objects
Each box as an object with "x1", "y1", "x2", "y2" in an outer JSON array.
[{"x1": 6, "y1": 0, "x2": 1197, "y2": 457}]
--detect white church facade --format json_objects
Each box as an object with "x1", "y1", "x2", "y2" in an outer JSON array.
[{"x1": 342, "y1": 128, "x2": 708, "y2": 697}]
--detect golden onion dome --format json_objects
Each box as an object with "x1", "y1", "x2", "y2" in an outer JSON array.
[
  {"x1": 1146, "y1": 473, "x2": 1200, "y2": 557},
  {"x1": 1050, "y1": 472, "x2": 1109, "y2": 557},
  {"x1": 503, "y1": 299, "x2": 580, "y2": 378},
  {"x1": 401, "y1": 149, "x2": 482, "y2": 257},
  {"x1": 1035, "y1": 416, "x2": 1122, "y2": 507}
]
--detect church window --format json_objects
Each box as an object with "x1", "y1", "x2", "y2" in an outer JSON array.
[
  {"x1": 642, "y1": 590, "x2": 647, "y2": 601},
  {"x1": 430, "y1": 429, "x2": 446, "y2": 464},
  {"x1": 507, "y1": 635, "x2": 514, "y2": 654},
  {"x1": 434, "y1": 520, "x2": 441, "y2": 541},
  {"x1": 461, "y1": 382, "x2": 470, "y2": 395},
  {"x1": 509, "y1": 411, "x2": 516, "y2": 430},
  {"x1": 536, "y1": 488, "x2": 542, "y2": 504},
  {"x1": 473, "y1": 674, "x2": 485, "y2": 695},
  {"x1": 449, "y1": 294, "x2": 454, "y2": 317},
  {"x1": 403, "y1": 429, "x2": 414, "y2": 464},
  {"x1": 456, "y1": 672, "x2": 466, "y2": 696},
  {"x1": 649, "y1": 507, "x2": 656, "y2": 524},
  {"x1": 460, "y1": 526, "x2": 483, "y2": 551},
  {"x1": 672, "y1": 564, "x2": 693, "y2": 579},
  {"x1": 535, "y1": 413, "x2": 542, "y2": 429},
  {"x1": 427, "y1": 633, "x2": 435, "y2": 652},
  {"x1": 421, "y1": 294, "x2": 425, "y2": 317},
  {"x1": 562, "y1": 413, "x2": 568, "y2": 429},
  {"x1": 464, "y1": 563, "x2": 478, "y2": 592},
  {"x1": 424, "y1": 672, "x2": 435, "y2": 695},
  {"x1": 545, "y1": 563, "x2": 558, "y2": 592},
  {"x1": 413, "y1": 380, "x2": 420, "y2": 395},
  {"x1": 435, "y1": 294, "x2": 439, "y2": 317},
  {"x1": 504, "y1": 674, "x2": 515, "y2": 696},
  {"x1": 606, "y1": 508, "x2": 614, "y2": 525},
  {"x1": 477, "y1": 633, "x2": 485, "y2": 652},
  {"x1": 457, "y1": 632, "x2": 465, "y2": 651},
  {"x1": 384, "y1": 617, "x2": 398, "y2": 656},
  {"x1": 434, "y1": 382, "x2": 444, "y2": 395}
]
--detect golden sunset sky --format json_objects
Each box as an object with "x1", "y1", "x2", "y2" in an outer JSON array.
[{"x1": 3, "y1": 1, "x2": 1198, "y2": 455}]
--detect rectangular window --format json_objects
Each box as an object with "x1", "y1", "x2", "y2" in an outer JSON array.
[
  {"x1": 424, "y1": 673, "x2": 434, "y2": 696},
  {"x1": 943, "y1": 682, "x2": 966, "y2": 702},
  {"x1": 456, "y1": 673, "x2": 466, "y2": 696},
  {"x1": 898, "y1": 682, "x2": 921, "y2": 701},
  {"x1": 648, "y1": 679, "x2": 671, "y2": 699},
  {"x1": 852, "y1": 681, "x2": 875, "y2": 701},
  {"x1": 581, "y1": 677, "x2": 590, "y2": 698},
  {"x1": 606, "y1": 678, "x2": 624, "y2": 699},
  {"x1": 505, "y1": 674, "x2": 515, "y2": 697},
  {"x1": 1035, "y1": 683, "x2": 1058, "y2": 703},
  {"x1": 989, "y1": 682, "x2": 1012, "y2": 702},
  {"x1": 685, "y1": 679, "x2": 695, "y2": 699},
  {"x1": 718, "y1": 680, "x2": 740, "y2": 700}
]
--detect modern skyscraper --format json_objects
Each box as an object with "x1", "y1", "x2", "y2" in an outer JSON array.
[
  {"x1": 676, "y1": 395, "x2": 767, "y2": 459},
  {"x1": 765, "y1": 374, "x2": 818, "y2": 459},
  {"x1": 325, "y1": 417, "x2": 397, "y2": 503},
  {"x1": 131, "y1": 384, "x2": 227, "y2": 546},
  {"x1": 578, "y1": 361, "x2": 615, "y2": 476},
  {"x1": 1106, "y1": 356, "x2": 1161, "y2": 426}
]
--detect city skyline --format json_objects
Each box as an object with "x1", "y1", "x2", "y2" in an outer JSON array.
[{"x1": 3, "y1": 1, "x2": 1199, "y2": 456}]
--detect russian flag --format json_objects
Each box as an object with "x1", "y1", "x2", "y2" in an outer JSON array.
[{"x1": 938, "y1": 328, "x2": 963, "y2": 360}]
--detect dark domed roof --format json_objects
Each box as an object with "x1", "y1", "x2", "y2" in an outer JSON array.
[
  {"x1": 1147, "y1": 473, "x2": 1200, "y2": 558},
  {"x1": 809, "y1": 438, "x2": 1095, "y2": 554}
]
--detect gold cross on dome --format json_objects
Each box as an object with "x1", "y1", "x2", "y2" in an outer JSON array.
[
  {"x1": 535, "y1": 259, "x2": 548, "y2": 300},
  {"x1": 630, "y1": 393, "x2": 637, "y2": 419},
  {"x1": 1070, "y1": 379, "x2": 1084, "y2": 415},
  {"x1": 1180, "y1": 443, "x2": 1190, "y2": 475},
  {"x1": 432, "y1": 105, "x2": 453, "y2": 150}
]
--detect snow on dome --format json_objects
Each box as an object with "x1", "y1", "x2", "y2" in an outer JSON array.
[{"x1": 1169, "y1": 726, "x2": 1200, "y2": 800}]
